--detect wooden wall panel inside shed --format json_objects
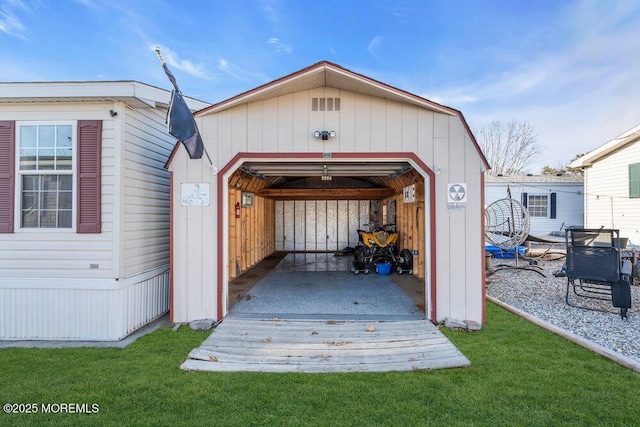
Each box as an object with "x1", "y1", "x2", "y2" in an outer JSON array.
[
  {"x1": 228, "y1": 188, "x2": 275, "y2": 279},
  {"x1": 386, "y1": 174, "x2": 426, "y2": 279},
  {"x1": 390, "y1": 195, "x2": 426, "y2": 279}
]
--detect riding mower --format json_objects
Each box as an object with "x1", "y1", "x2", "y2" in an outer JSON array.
[{"x1": 350, "y1": 224, "x2": 413, "y2": 275}]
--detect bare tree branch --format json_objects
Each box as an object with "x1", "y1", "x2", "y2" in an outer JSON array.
[{"x1": 475, "y1": 120, "x2": 544, "y2": 175}]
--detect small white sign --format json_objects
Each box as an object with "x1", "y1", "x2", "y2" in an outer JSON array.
[
  {"x1": 181, "y1": 183, "x2": 209, "y2": 206},
  {"x1": 403, "y1": 184, "x2": 416, "y2": 203},
  {"x1": 447, "y1": 183, "x2": 467, "y2": 210}
]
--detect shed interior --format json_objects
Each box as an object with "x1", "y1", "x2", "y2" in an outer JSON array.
[{"x1": 228, "y1": 161, "x2": 427, "y2": 282}]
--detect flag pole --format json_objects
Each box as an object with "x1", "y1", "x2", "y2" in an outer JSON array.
[{"x1": 154, "y1": 47, "x2": 215, "y2": 173}]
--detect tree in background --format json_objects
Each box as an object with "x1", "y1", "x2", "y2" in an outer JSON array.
[
  {"x1": 476, "y1": 120, "x2": 544, "y2": 175},
  {"x1": 541, "y1": 153, "x2": 586, "y2": 175}
]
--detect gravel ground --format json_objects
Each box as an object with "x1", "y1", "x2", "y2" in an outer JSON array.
[{"x1": 485, "y1": 247, "x2": 640, "y2": 364}]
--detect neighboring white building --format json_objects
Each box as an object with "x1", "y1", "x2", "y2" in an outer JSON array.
[
  {"x1": 485, "y1": 174, "x2": 584, "y2": 236},
  {"x1": 571, "y1": 124, "x2": 640, "y2": 247},
  {"x1": 0, "y1": 81, "x2": 209, "y2": 340},
  {"x1": 166, "y1": 61, "x2": 490, "y2": 328}
]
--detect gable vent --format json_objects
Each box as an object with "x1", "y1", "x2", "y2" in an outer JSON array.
[{"x1": 312, "y1": 97, "x2": 341, "y2": 112}]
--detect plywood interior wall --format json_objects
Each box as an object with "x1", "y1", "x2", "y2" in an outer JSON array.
[
  {"x1": 386, "y1": 171, "x2": 426, "y2": 279},
  {"x1": 274, "y1": 200, "x2": 371, "y2": 252},
  {"x1": 228, "y1": 188, "x2": 275, "y2": 280}
]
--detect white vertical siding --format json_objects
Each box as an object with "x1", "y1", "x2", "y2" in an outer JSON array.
[
  {"x1": 169, "y1": 147, "x2": 217, "y2": 322},
  {"x1": 432, "y1": 114, "x2": 452, "y2": 321},
  {"x1": 338, "y1": 91, "x2": 356, "y2": 152},
  {"x1": 584, "y1": 139, "x2": 640, "y2": 245},
  {"x1": 354, "y1": 93, "x2": 372, "y2": 151},
  {"x1": 463, "y1": 132, "x2": 485, "y2": 324},
  {"x1": 446, "y1": 117, "x2": 469, "y2": 322}
]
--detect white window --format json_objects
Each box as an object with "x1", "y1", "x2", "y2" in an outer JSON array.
[
  {"x1": 527, "y1": 194, "x2": 548, "y2": 218},
  {"x1": 16, "y1": 122, "x2": 76, "y2": 229}
]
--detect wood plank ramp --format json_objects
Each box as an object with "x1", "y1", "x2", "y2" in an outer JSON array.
[{"x1": 180, "y1": 318, "x2": 470, "y2": 373}]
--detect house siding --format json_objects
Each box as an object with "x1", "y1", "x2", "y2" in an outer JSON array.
[
  {"x1": 0, "y1": 103, "x2": 116, "y2": 278},
  {"x1": 121, "y1": 106, "x2": 174, "y2": 277},
  {"x1": 485, "y1": 179, "x2": 584, "y2": 235},
  {"x1": 0, "y1": 94, "x2": 178, "y2": 340},
  {"x1": 583, "y1": 139, "x2": 640, "y2": 245}
]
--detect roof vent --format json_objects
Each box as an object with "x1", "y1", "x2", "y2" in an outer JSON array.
[{"x1": 312, "y1": 97, "x2": 341, "y2": 112}]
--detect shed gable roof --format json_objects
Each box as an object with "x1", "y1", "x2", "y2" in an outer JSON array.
[
  {"x1": 194, "y1": 60, "x2": 489, "y2": 169},
  {"x1": 197, "y1": 61, "x2": 455, "y2": 117}
]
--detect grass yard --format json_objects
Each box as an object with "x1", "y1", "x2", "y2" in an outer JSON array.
[{"x1": 1, "y1": 301, "x2": 638, "y2": 426}]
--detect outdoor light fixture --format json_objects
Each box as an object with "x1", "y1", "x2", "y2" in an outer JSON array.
[{"x1": 314, "y1": 130, "x2": 336, "y2": 141}]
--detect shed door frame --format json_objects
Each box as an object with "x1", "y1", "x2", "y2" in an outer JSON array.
[{"x1": 216, "y1": 152, "x2": 437, "y2": 321}]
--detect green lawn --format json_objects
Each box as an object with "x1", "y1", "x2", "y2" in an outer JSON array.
[{"x1": 1, "y1": 302, "x2": 638, "y2": 426}]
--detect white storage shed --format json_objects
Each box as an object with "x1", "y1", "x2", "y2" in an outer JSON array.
[{"x1": 167, "y1": 61, "x2": 490, "y2": 327}]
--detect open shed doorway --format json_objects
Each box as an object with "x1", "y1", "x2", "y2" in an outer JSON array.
[{"x1": 220, "y1": 153, "x2": 434, "y2": 321}]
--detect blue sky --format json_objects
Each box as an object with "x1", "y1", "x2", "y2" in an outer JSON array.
[{"x1": 2, "y1": 0, "x2": 639, "y2": 173}]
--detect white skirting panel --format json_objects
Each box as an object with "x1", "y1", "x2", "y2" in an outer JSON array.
[{"x1": 0, "y1": 268, "x2": 169, "y2": 341}]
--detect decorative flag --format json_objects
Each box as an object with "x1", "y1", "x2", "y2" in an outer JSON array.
[{"x1": 157, "y1": 49, "x2": 204, "y2": 159}]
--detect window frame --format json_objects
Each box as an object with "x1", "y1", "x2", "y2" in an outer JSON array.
[
  {"x1": 527, "y1": 194, "x2": 549, "y2": 218},
  {"x1": 14, "y1": 121, "x2": 77, "y2": 232}
]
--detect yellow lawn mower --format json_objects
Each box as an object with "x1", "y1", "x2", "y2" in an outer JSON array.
[{"x1": 350, "y1": 224, "x2": 413, "y2": 275}]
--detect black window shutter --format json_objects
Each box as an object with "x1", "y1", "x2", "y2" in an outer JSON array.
[
  {"x1": 521, "y1": 192, "x2": 528, "y2": 208},
  {"x1": 550, "y1": 193, "x2": 557, "y2": 219},
  {"x1": 0, "y1": 121, "x2": 15, "y2": 233},
  {"x1": 77, "y1": 120, "x2": 102, "y2": 233}
]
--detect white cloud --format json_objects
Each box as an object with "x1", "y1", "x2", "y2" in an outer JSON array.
[
  {"x1": 424, "y1": 0, "x2": 640, "y2": 172},
  {"x1": 259, "y1": 0, "x2": 279, "y2": 25},
  {"x1": 267, "y1": 37, "x2": 292, "y2": 54},
  {"x1": 0, "y1": 0, "x2": 28, "y2": 39},
  {"x1": 150, "y1": 45, "x2": 210, "y2": 79},
  {"x1": 217, "y1": 58, "x2": 257, "y2": 82},
  {"x1": 368, "y1": 35, "x2": 383, "y2": 58}
]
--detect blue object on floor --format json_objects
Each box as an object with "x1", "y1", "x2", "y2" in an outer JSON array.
[
  {"x1": 485, "y1": 245, "x2": 525, "y2": 259},
  {"x1": 376, "y1": 263, "x2": 392, "y2": 275}
]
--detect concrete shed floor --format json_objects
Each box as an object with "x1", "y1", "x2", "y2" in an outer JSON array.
[
  {"x1": 228, "y1": 252, "x2": 426, "y2": 321},
  {"x1": 182, "y1": 254, "x2": 470, "y2": 372}
]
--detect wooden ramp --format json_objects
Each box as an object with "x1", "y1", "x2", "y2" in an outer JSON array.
[{"x1": 180, "y1": 318, "x2": 470, "y2": 373}]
